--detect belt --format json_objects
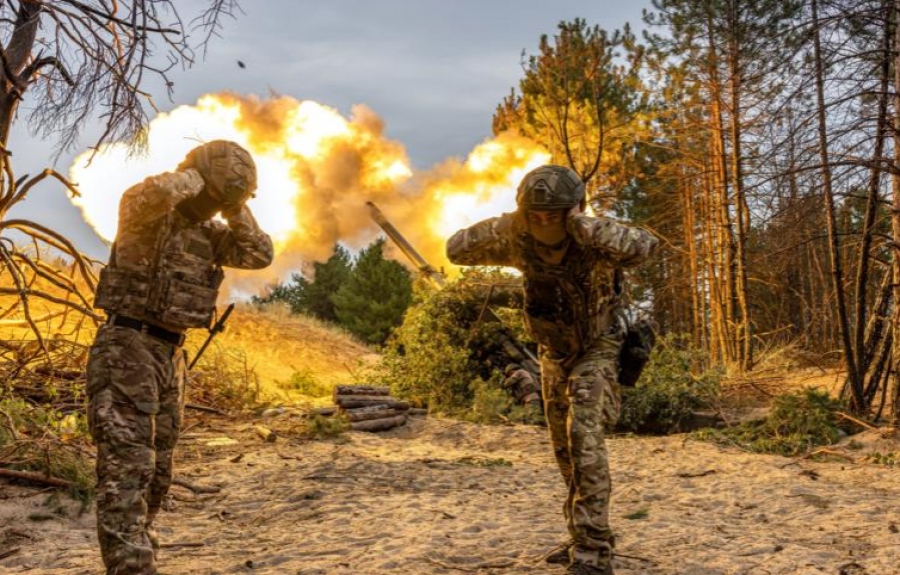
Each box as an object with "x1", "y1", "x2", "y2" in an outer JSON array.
[{"x1": 107, "y1": 315, "x2": 186, "y2": 347}]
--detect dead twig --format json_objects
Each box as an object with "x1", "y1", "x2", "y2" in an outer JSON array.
[
  {"x1": 424, "y1": 557, "x2": 516, "y2": 572},
  {"x1": 835, "y1": 411, "x2": 878, "y2": 431},
  {"x1": 0, "y1": 547, "x2": 21, "y2": 561},
  {"x1": 803, "y1": 448, "x2": 856, "y2": 462},
  {"x1": 172, "y1": 477, "x2": 222, "y2": 494},
  {"x1": 0, "y1": 467, "x2": 73, "y2": 489},
  {"x1": 675, "y1": 469, "x2": 717, "y2": 478},
  {"x1": 159, "y1": 542, "x2": 205, "y2": 549},
  {"x1": 185, "y1": 403, "x2": 228, "y2": 416},
  {"x1": 613, "y1": 551, "x2": 656, "y2": 564}
]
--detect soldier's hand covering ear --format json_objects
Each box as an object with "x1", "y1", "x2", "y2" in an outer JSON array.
[
  {"x1": 176, "y1": 185, "x2": 222, "y2": 222},
  {"x1": 220, "y1": 175, "x2": 255, "y2": 212}
]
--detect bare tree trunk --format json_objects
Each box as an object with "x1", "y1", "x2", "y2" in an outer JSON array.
[
  {"x1": 890, "y1": 0, "x2": 900, "y2": 423},
  {"x1": 726, "y1": 9, "x2": 753, "y2": 370},
  {"x1": 706, "y1": 12, "x2": 739, "y2": 366},
  {"x1": 812, "y1": 0, "x2": 864, "y2": 411},
  {"x1": 852, "y1": 6, "x2": 892, "y2": 408}
]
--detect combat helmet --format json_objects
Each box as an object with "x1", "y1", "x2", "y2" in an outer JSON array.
[
  {"x1": 516, "y1": 165, "x2": 585, "y2": 211},
  {"x1": 178, "y1": 140, "x2": 258, "y2": 208}
]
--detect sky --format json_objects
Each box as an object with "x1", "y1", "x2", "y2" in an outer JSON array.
[{"x1": 9, "y1": 0, "x2": 650, "y2": 259}]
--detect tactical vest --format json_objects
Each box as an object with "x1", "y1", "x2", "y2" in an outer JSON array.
[
  {"x1": 518, "y1": 234, "x2": 622, "y2": 356},
  {"x1": 94, "y1": 212, "x2": 224, "y2": 330}
]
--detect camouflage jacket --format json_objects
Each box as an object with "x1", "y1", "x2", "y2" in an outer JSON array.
[
  {"x1": 94, "y1": 169, "x2": 274, "y2": 331},
  {"x1": 446, "y1": 212, "x2": 658, "y2": 355}
]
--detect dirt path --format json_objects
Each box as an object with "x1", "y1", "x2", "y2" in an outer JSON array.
[{"x1": 1, "y1": 417, "x2": 898, "y2": 575}]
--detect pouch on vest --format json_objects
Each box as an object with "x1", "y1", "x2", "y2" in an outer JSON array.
[
  {"x1": 618, "y1": 318, "x2": 656, "y2": 387},
  {"x1": 93, "y1": 266, "x2": 152, "y2": 315},
  {"x1": 155, "y1": 271, "x2": 221, "y2": 329}
]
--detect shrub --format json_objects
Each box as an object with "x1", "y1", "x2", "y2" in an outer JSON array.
[
  {"x1": 693, "y1": 388, "x2": 847, "y2": 456},
  {"x1": 189, "y1": 347, "x2": 263, "y2": 411},
  {"x1": 374, "y1": 270, "x2": 533, "y2": 419},
  {"x1": 617, "y1": 334, "x2": 722, "y2": 434}
]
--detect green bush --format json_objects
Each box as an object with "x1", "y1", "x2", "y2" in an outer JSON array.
[
  {"x1": 693, "y1": 388, "x2": 846, "y2": 456},
  {"x1": 374, "y1": 270, "x2": 533, "y2": 420},
  {"x1": 617, "y1": 334, "x2": 722, "y2": 434}
]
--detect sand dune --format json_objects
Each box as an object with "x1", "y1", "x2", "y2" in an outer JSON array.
[{"x1": 0, "y1": 418, "x2": 898, "y2": 574}]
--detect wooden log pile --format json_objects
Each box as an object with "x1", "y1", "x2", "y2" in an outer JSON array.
[{"x1": 334, "y1": 385, "x2": 410, "y2": 432}]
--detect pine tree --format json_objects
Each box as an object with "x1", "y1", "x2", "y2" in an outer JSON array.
[
  {"x1": 332, "y1": 238, "x2": 413, "y2": 345},
  {"x1": 253, "y1": 243, "x2": 352, "y2": 321}
]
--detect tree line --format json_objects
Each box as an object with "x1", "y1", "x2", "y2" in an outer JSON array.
[
  {"x1": 494, "y1": 1, "x2": 900, "y2": 420},
  {"x1": 253, "y1": 239, "x2": 413, "y2": 345}
]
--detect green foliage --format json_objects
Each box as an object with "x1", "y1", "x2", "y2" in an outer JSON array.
[
  {"x1": 617, "y1": 334, "x2": 722, "y2": 433},
  {"x1": 374, "y1": 270, "x2": 532, "y2": 420},
  {"x1": 254, "y1": 243, "x2": 352, "y2": 322},
  {"x1": 295, "y1": 414, "x2": 350, "y2": 440},
  {"x1": 454, "y1": 456, "x2": 513, "y2": 468},
  {"x1": 865, "y1": 452, "x2": 900, "y2": 466},
  {"x1": 332, "y1": 238, "x2": 413, "y2": 345},
  {"x1": 693, "y1": 388, "x2": 846, "y2": 456},
  {"x1": 277, "y1": 369, "x2": 332, "y2": 398},
  {"x1": 624, "y1": 508, "x2": 650, "y2": 520},
  {"x1": 494, "y1": 18, "x2": 647, "y2": 202}
]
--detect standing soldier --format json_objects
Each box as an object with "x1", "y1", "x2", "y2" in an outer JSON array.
[
  {"x1": 87, "y1": 140, "x2": 273, "y2": 575},
  {"x1": 446, "y1": 165, "x2": 657, "y2": 575}
]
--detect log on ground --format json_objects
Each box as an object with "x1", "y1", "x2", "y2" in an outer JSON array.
[
  {"x1": 336, "y1": 396, "x2": 410, "y2": 409},
  {"x1": 254, "y1": 425, "x2": 277, "y2": 443},
  {"x1": 349, "y1": 413, "x2": 407, "y2": 432},
  {"x1": 333, "y1": 385, "x2": 390, "y2": 399},
  {"x1": 344, "y1": 405, "x2": 405, "y2": 422}
]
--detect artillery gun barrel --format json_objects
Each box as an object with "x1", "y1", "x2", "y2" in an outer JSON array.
[{"x1": 366, "y1": 201, "x2": 446, "y2": 287}]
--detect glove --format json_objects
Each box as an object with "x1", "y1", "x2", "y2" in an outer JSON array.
[{"x1": 176, "y1": 187, "x2": 222, "y2": 222}]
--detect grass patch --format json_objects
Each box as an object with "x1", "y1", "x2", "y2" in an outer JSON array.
[
  {"x1": 865, "y1": 451, "x2": 900, "y2": 466},
  {"x1": 276, "y1": 369, "x2": 333, "y2": 398},
  {"x1": 0, "y1": 398, "x2": 94, "y2": 505},
  {"x1": 292, "y1": 414, "x2": 350, "y2": 440},
  {"x1": 624, "y1": 508, "x2": 650, "y2": 520},
  {"x1": 455, "y1": 456, "x2": 513, "y2": 468}
]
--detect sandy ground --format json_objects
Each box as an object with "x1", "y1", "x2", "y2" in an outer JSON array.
[{"x1": 1, "y1": 416, "x2": 899, "y2": 575}]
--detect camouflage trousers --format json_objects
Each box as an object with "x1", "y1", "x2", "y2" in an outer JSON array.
[
  {"x1": 87, "y1": 325, "x2": 186, "y2": 575},
  {"x1": 541, "y1": 331, "x2": 623, "y2": 568}
]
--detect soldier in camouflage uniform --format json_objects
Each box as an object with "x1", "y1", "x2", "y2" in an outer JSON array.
[
  {"x1": 87, "y1": 140, "x2": 273, "y2": 575},
  {"x1": 503, "y1": 363, "x2": 542, "y2": 410},
  {"x1": 447, "y1": 165, "x2": 657, "y2": 575}
]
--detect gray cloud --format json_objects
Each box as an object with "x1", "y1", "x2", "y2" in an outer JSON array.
[{"x1": 8, "y1": 0, "x2": 649, "y2": 259}]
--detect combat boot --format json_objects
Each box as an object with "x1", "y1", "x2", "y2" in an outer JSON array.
[
  {"x1": 544, "y1": 540, "x2": 572, "y2": 564},
  {"x1": 566, "y1": 560, "x2": 614, "y2": 575}
]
